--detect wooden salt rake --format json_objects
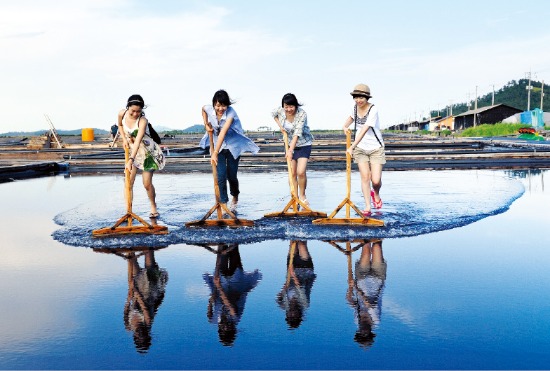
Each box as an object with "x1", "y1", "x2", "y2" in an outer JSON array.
[
  {"x1": 264, "y1": 132, "x2": 327, "y2": 218},
  {"x1": 313, "y1": 131, "x2": 384, "y2": 226},
  {"x1": 92, "y1": 148, "x2": 169, "y2": 237},
  {"x1": 186, "y1": 130, "x2": 254, "y2": 227}
]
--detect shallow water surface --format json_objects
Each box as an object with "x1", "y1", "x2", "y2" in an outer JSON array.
[
  {"x1": 1, "y1": 169, "x2": 549, "y2": 370},
  {"x1": 52, "y1": 170, "x2": 524, "y2": 247}
]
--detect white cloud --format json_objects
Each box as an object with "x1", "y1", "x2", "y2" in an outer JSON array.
[
  {"x1": 1, "y1": 1, "x2": 292, "y2": 132},
  {"x1": 2, "y1": 1, "x2": 550, "y2": 133}
]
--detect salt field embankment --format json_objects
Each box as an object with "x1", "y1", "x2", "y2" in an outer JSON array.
[{"x1": 1, "y1": 132, "x2": 550, "y2": 181}]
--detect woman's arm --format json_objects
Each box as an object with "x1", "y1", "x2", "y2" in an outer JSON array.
[
  {"x1": 347, "y1": 123, "x2": 370, "y2": 154},
  {"x1": 118, "y1": 110, "x2": 129, "y2": 149},
  {"x1": 274, "y1": 116, "x2": 284, "y2": 132},
  {"x1": 342, "y1": 116, "x2": 354, "y2": 132},
  {"x1": 202, "y1": 106, "x2": 213, "y2": 132},
  {"x1": 272, "y1": 108, "x2": 285, "y2": 132},
  {"x1": 209, "y1": 110, "x2": 234, "y2": 166},
  {"x1": 215, "y1": 116, "x2": 233, "y2": 153},
  {"x1": 347, "y1": 106, "x2": 378, "y2": 154},
  {"x1": 286, "y1": 135, "x2": 299, "y2": 160},
  {"x1": 125, "y1": 116, "x2": 147, "y2": 171},
  {"x1": 292, "y1": 110, "x2": 307, "y2": 138}
]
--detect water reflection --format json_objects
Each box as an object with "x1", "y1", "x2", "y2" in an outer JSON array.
[
  {"x1": 93, "y1": 246, "x2": 168, "y2": 353},
  {"x1": 328, "y1": 239, "x2": 386, "y2": 348},
  {"x1": 505, "y1": 169, "x2": 545, "y2": 192},
  {"x1": 201, "y1": 243, "x2": 262, "y2": 346},
  {"x1": 276, "y1": 240, "x2": 316, "y2": 329}
]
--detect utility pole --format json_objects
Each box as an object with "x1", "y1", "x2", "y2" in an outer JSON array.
[
  {"x1": 473, "y1": 85, "x2": 478, "y2": 127},
  {"x1": 492, "y1": 85, "x2": 495, "y2": 106},
  {"x1": 526, "y1": 70, "x2": 533, "y2": 111},
  {"x1": 541, "y1": 80, "x2": 545, "y2": 110}
]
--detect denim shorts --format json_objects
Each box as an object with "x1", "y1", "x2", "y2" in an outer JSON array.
[{"x1": 292, "y1": 145, "x2": 312, "y2": 160}]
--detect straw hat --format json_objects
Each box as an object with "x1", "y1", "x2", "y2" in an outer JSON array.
[{"x1": 350, "y1": 83, "x2": 372, "y2": 98}]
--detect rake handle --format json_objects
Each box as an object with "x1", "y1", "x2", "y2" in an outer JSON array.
[{"x1": 346, "y1": 130, "x2": 352, "y2": 218}]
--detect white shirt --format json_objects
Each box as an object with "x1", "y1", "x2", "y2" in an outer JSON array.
[{"x1": 351, "y1": 104, "x2": 384, "y2": 152}]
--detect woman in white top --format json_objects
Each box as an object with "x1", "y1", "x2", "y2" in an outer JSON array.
[
  {"x1": 343, "y1": 84, "x2": 386, "y2": 216},
  {"x1": 272, "y1": 93, "x2": 314, "y2": 205},
  {"x1": 118, "y1": 94, "x2": 165, "y2": 218}
]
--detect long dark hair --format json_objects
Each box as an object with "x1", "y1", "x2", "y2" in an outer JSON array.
[
  {"x1": 281, "y1": 93, "x2": 302, "y2": 108},
  {"x1": 126, "y1": 95, "x2": 146, "y2": 115},
  {"x1": 212, "y1": 90, "x2": 233, "y2": 106}
]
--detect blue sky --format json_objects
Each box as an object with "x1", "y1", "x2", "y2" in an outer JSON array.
[{"x1": 2, "y1": 0, "x2": 550, "y2": 132}]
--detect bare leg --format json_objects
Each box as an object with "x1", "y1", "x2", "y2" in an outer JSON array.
[
  {"x1": 357, "y1": 162, "x2": 372, "y2": 212},
  {"x1": 358, "y1": 242, "x2": 372, "y2": 269},
  {"x1": 296, "y1": 240, "x2": 310, "y2": 261},
  {"x1": 142, "y1": 171, "x2": 158, "y2": 215},
  {"x1": 296, "y1": 157, "x2": 309, "y2": 201},
  {"x1": 289, "y1": 159, "x2": 299, "y2": 197},
  {"x1": 370, "y1": 163, "x2": 383, "y2": 204},
  {"x1": 370, "y1": 240, "x2": 384, "y2": 267}
]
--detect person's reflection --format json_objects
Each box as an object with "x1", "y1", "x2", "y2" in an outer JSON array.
[
  {"x1": 93, "y1": 245, "x2": 168, "y2": 354},
  {"x1": 124, "y1": 248, "x2": 168, "y2": 353},
  {"x1": 202, "y1": 243, "x2": 262, "y2": 346},
  {"x1": 346, "y1": 239, "x2": 386, "y2": 348},
  {"x1": 276, "y1": 240, "x2": 316, "y2": 329}
]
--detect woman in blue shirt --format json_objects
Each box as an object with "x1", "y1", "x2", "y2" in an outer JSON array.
[{"x1": 200, "y1": 90, "x2": 259, "y2": 213}]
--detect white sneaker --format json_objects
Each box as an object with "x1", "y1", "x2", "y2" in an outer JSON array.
[{"x1": 229, "y1": 199, "x2": 238, "y2": 213}]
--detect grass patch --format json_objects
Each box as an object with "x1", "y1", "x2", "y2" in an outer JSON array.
[{"x1": 459, "y1": 123, "x2": 531, "y2": 137}]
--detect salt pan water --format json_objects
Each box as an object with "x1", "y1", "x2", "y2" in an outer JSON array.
[{"x1": 1, "y1": 169, "x2": 549, "y2": 369}]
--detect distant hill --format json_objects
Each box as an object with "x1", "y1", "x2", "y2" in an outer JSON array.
[
  {"x1": 148, "y1": 125, "x2": 172, "y2": 132},
  {"x1": 183, "y1": 124, "x2": 205, "y2": 133},
  {"x1": 162, "y1": 124, "x2": 205, "y2": 135},
  {"x1": 432, "y1": 79, "x2": 550, "y2": 118}
]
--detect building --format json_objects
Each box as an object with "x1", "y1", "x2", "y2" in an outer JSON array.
[
  {"x1": 433, "y1": 116, "x2": 455, "y2": 131},
  {"x1": 454, "y1": 104, "x2": 522, "y2": 130}
]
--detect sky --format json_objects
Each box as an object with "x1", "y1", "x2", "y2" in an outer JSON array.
[{"x1": 2, "y1": 0, "x2": 550, "y2": 133}]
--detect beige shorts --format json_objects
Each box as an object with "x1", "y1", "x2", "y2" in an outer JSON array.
[{"x1": 352, "y1": 146, "x2": 386, "y2": 165}]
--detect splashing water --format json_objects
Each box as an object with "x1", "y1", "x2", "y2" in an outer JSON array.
[{"x1": 52, "y1": 170, "x2": 524, "y2": 248}]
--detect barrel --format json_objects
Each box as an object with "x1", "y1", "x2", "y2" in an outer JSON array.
[{"x1": 81, "y1": 128, "x2": 94, "y2": 142}]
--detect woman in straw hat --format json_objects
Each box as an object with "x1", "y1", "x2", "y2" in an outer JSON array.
[{"x1": 342, "y1": 84, "x2": 385, "y2": 216}]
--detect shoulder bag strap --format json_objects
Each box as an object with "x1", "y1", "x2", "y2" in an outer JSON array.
[{"x1": 363, "y1": 104, "x2": 383, "y2": 148}]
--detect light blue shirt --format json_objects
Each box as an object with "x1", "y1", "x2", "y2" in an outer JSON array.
[
  {"x1": 271, "y1": 107, "x2": 313, "y2": 147},
  {"x1": 199, "y1": 105, "x2": 260, "y2": 158}
]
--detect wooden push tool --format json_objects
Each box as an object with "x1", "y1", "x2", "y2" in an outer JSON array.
[
  {"x1": 186, "y1": 130, "x2": 254, "y2": 227},
  {"x1": 264, "y1": 132, "x2": 327, "y2": 218},
  {"x1": 313, "y1": 131, "x2": 384, "y2": 226},
  {"x1": 92, "y1": 148, "x2": 169, "y2": 237}
]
